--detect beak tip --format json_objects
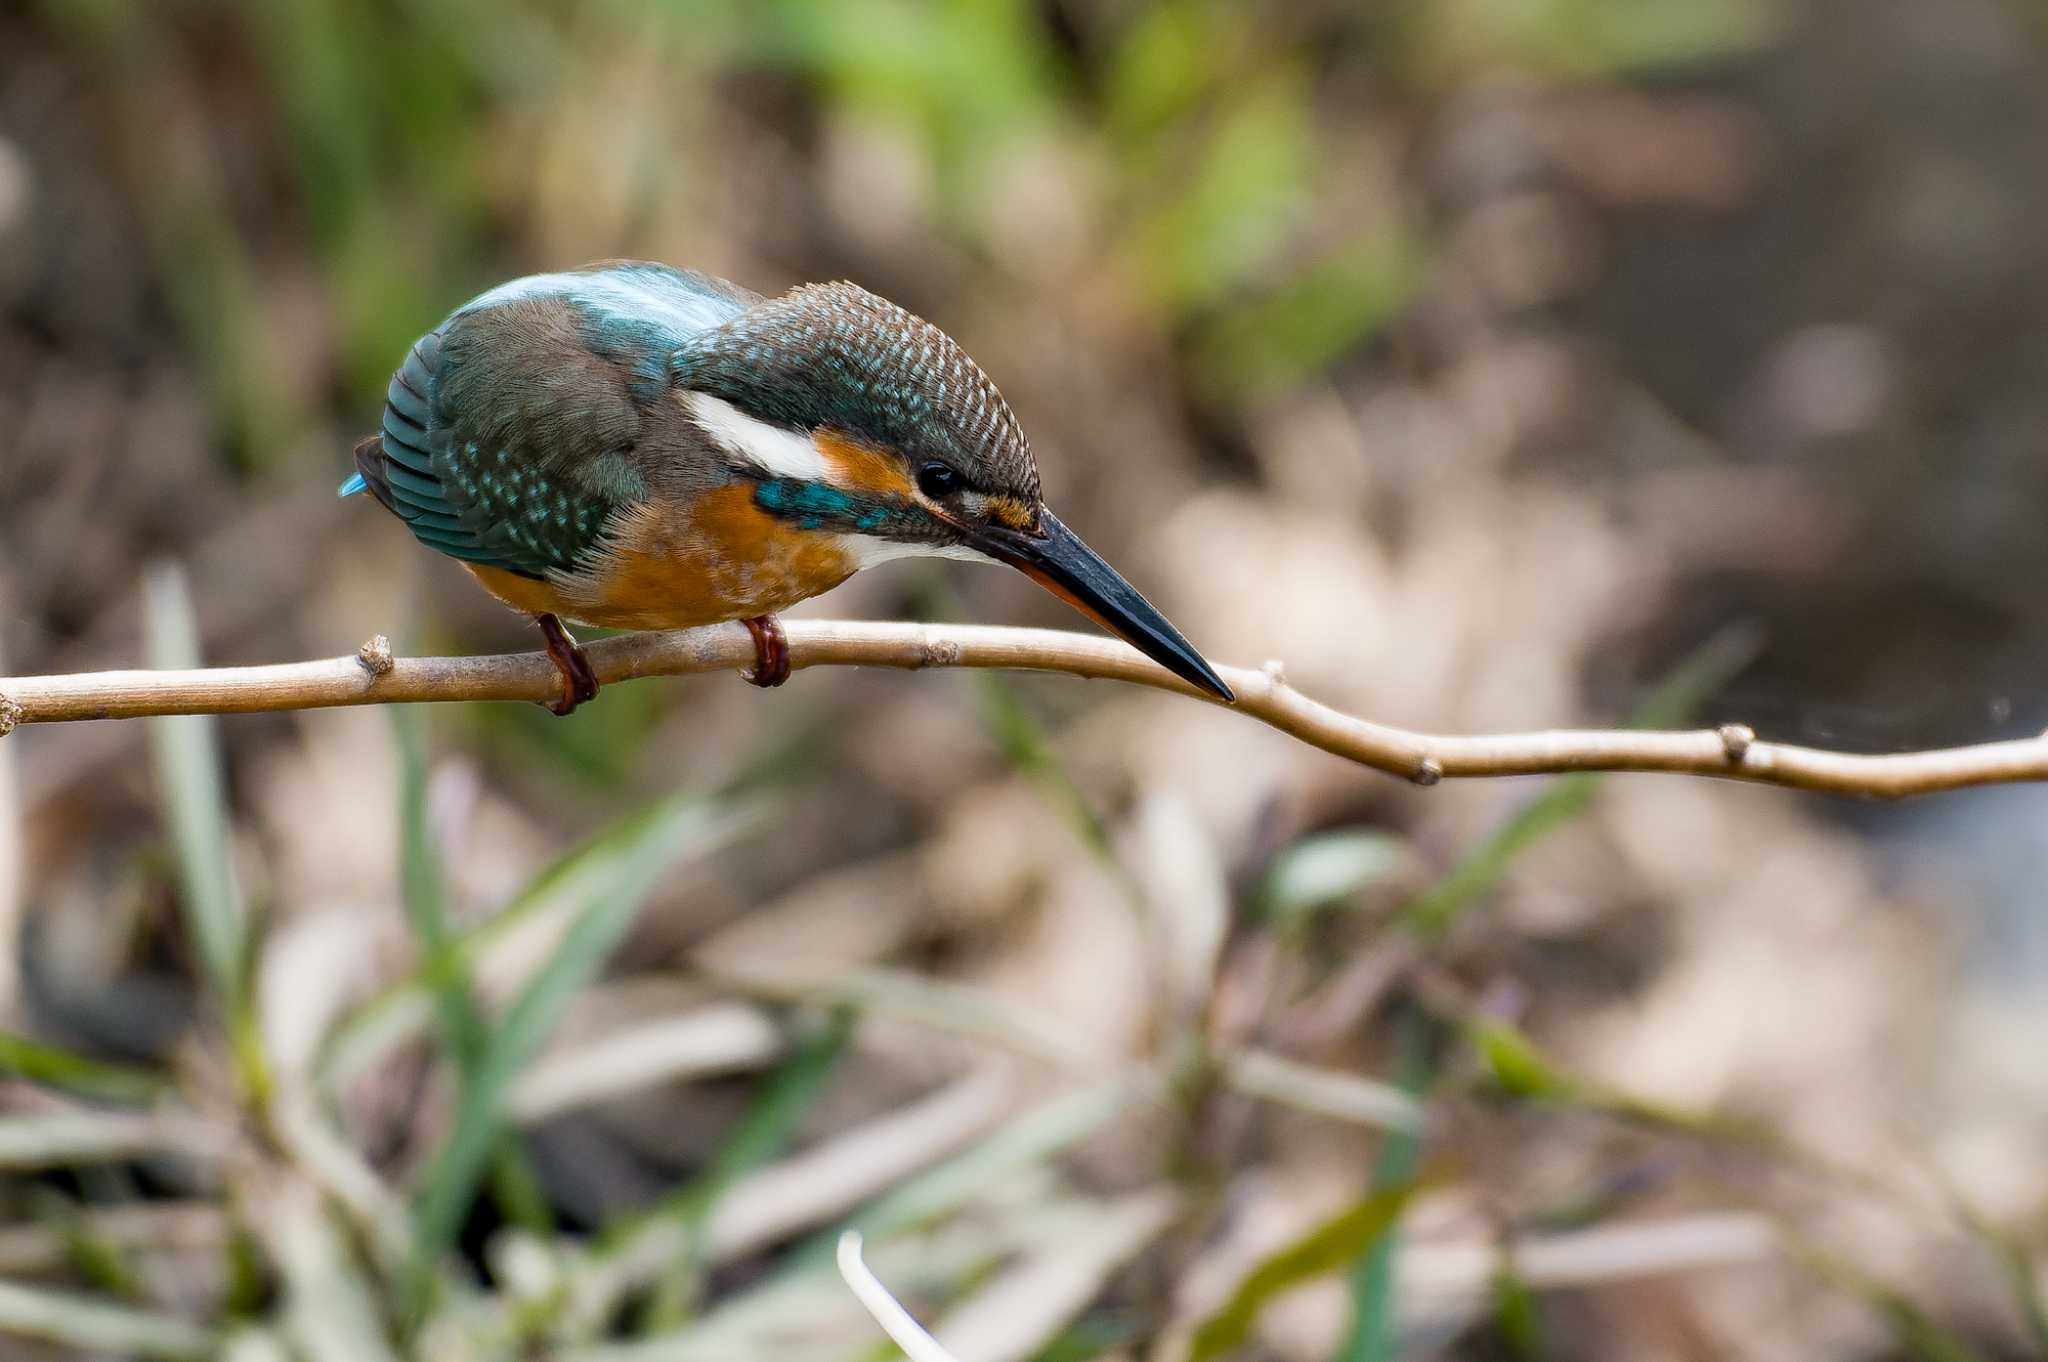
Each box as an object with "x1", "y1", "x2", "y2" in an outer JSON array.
[{"x1": 983, "y1": 508, "x2": 1237, "y2": 704}]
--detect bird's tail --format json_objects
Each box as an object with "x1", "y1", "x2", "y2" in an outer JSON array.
[{"x1": 342, "y1": 433, "x2": 399, "y2": 511}]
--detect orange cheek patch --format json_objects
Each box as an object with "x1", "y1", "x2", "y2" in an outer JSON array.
[
  {"x1": 983, "y1": 496, "x2": 1037, "y2": 531},
  {"x1": 815, "y1": 428, "x2": 914, "y2": 500}
]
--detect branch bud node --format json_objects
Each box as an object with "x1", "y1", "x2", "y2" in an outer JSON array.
[
  {"x1": 1262, "y1": 659, "x2": 1288, "y2": 687},
  {"x1": 1717, "y1": 723, "x2": 1755, "y2": 762},
  {"x1": 0, "y1": 693, "x2": 19, "y2": 738},
  {"x1": 357, "y1": 635, "x2": 396, "y2": 676},
  {"x1": 1411, "y1": 756, "x2": 1444, "y2": 787}
]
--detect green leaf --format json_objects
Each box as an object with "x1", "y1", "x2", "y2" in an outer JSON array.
[
  {"x1": 0, "y1": 1033, "x2": 165, "y2": 1106},
  {"x1": 1924, "y1": 1164, "x2": 2048, "y2": 1357},
  {"x1": 391, "y1": 707, "x2": 483, "y2": 1067},
  {"x1": 141, "y1": 562, "x2": 244, "y2": 1006},
  {"x1": 1491, "y1": 1258, "x2": 1545, "y2": 1359},
  {"x1": 1191, "y1": 227, "x2": 1431, "y2": 401},
  {"x1": 1130, "y1": 69, "x2": 1319, "y2": 313},
  {"x1": 1467, "y1": 1017, "x2": 1582, "y2": 1102},
  {"x1": 391, "y1": 708, "x2": 548, "y2": 1235},
  {"x1": 1258, "y1": 830, "x2": 1413, "y2": 923},
  {"x1": 142, "y1": 563, "x2": 265, "y2": 1101},
  {"x1": 1192, "y1": 1185, "x2": 1417, "y2": 1361},
  {"x1": 1781, "y1": 1222, "x2": 1994, "y2": 1362},
  {"x1": 972, "y1": 674, "x2": 1145, "y2": 912},
  {"x1": 1435, "y1": 0, "x2": 1781, "y2": 78},
  {"x1": 404, "y1": 795, "x2": 748, "y2": 1312},
  {"x1": 1340, "y1": 1009, "x2": 1432, "y2": 1362}
]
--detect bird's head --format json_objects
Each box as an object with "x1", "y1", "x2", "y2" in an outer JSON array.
[{"x1": 671, "y1": 282, "x2": 1232, "y2": 701}]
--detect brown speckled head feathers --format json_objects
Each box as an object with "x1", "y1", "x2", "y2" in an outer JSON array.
[{"x1": 671, "y1": 281, "x2": 1041, "y2": 503}]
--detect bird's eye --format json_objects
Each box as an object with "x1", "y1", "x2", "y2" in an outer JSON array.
[{"x1": 916, "y1": 463, "x2": 963, "y2": 499}]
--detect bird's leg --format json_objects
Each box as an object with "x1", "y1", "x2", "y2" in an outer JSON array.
[
  {"x1": 741, "y1": 615, "x2": 790, "y2": 688},
  {"x1": 535, "y1": 613, "x2": 599, "y2": 715}
]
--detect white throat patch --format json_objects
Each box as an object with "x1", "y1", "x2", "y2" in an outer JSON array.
[
  {"x1": 681, "y1": 390, "x2": 1004, "y2": 572},
  {"x1": 841, "y1": 538, "x2": 999, "y2": 571}
]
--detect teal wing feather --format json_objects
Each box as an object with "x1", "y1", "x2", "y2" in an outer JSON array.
[
  {"x1": 350, "y1": 263, "x2": 756, "y2": 579},
  {"x1": 350, "y1": 332, "x2": 561, "y2": 577}
]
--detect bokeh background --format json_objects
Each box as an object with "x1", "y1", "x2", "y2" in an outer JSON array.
[{"x1": 5, "y1": 1, "x2": 2048, "y2": 1358}]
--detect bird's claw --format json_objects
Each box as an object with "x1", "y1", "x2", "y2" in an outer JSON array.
[
  {"x1": 536, "y1": 613, "x2": 600, "y2": 716},
  {"x1": 742, "y1": 615, "x2": 790, "y2": 688}
]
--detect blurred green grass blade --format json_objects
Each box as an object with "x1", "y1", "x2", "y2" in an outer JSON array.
[
  {"x1": 1401, "y1": 625, "x2": 1760, "y2": 940},
  {"x1": 1467, "y1": 1017, "x2": 1583, "y2": 1103},
  {"x1": 321, "y1": 780, "x2": 780, "y2": 1088},
  {"x1": 406, "y1": 796, "x2": 748, "y2": 1308},
  {"x1": 969, "y1": 671, "x2": 1152, "y2": 923},
  {"x1": 679, "y1": 1011, "x2": 853, "y2": 1215},
  {"x1": 34, "y1": 1192, "x2": 148, "y2": 1301},
  {"x1": 1024, "y1": 1315, "x2": 1137, "y2": 1362},
  {"x1": 1192, "y1": 227, "x2": 1431, "y2": 402},
  {"x1": 391, "y1": 708, "x2": 549, "y2": 1234},
  {"x1": 972, "y1": 675, "x2": 1122, "y2": 870},
  {"x1": 142, "y1": 563, "x2": 245, "y2": 1005},
  {"x1": 143, "y1": 563, "x2": 266, "y2": 1101},
  {"x1": 1398, "y1": 773, "x2": 1600, "y2": 942},
  {"x1": 1339, "y1": 1010, "x2": 1431, "y2": 1362},
  {"x1": 1192, "y1": 1184, "x2": 1417, "y2": 1361},
  {"x1": 1257, "y1": 830, "x2": 1413, "y2": 925},
  {"x1": 1923, "y1": 1161, "x2": 2048, "y2": 1355},
  {"x1": 392, "y1": 707, "x2": 484, "y2": 1066},
  {"x1": 1780, "y1": 1221, "x2": 1993, "y2": 1362},
  {"x1": 636, "y1": 1011, "x2": 855, "y2": 1328},
  {"x1": 1458, "y1": 1012, "x2": 1873, "y2": 1196},
  {"x1": 1129, "y1": 68, "x2": 1319, "y2": 313},
  {"x1": 0, "y1": 1032, "x2": 166, "y2": 1106},
  {"x1": 1491, "y1": 1254, "x2": 1545, "y2": 1360},
  {"x1": 1987, "y1": 1236, "x2": 2048, "y2": 1359},
  {"x1": 1437, "y1": 0, "x2": 1780, "y2": 77}
]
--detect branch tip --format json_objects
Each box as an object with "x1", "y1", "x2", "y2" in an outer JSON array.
[{"x1": 355, "y1": 635, "x2": 396, "y2": 676}]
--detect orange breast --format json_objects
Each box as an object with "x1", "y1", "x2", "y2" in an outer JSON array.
[{"x1": 462, "y1": 486, "x2": 858, "y2": 630}]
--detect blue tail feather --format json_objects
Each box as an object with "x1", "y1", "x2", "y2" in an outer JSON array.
[{"x1": 339, "y1": 471, "x2": 367, "y2": 498}]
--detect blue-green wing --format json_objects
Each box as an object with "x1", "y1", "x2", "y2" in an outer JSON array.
[
  {"x1": 346, "y1": 263, "x2": 755, "y2": 578},
  {"x1": 355, "y1": 323, "x2": 625, "y2": 577}
]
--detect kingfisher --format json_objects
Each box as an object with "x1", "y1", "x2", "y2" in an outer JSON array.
[{"x1": 342, "y1": 261, "x2": 1231, "y2": 714}]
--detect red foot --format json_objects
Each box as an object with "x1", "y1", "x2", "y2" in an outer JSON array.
[
  {"x1": 742, "y1": 615, "x2": 790, "y2": 688},
  {"x1": 536, "y1": 613, "x2": 599, "y2": 716}
]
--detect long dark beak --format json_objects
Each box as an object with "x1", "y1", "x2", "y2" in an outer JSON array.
[{"x1": 967, "y1": 509, "x2": 1234, "y2": 701}]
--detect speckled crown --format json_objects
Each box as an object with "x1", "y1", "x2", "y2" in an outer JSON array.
[{"x1": 672, "y1": 281, "x2": 1042, "y2": 502}]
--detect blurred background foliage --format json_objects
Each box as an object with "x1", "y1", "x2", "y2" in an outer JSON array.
[{"x1": 6, "y1": 0, "x2": 2048, "y2": 1358}]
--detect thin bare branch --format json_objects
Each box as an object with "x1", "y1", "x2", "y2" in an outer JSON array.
[{"x1": 2, "y1": 619, "x2": 2040, "y2": 798}]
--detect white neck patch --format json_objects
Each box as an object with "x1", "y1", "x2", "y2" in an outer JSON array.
[
  {"x1": 683, "y1": 391, "x2": 830, "y2": 483},
  {"x1": 841, "y1": 538, "x2": 999, "y2": 571},
  {"x1": 682, "y1": 390, "x2": 1004, "y2": 572}
]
